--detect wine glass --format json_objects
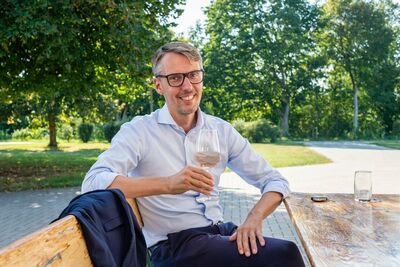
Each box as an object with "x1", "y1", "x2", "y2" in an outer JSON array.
[{"x1": 195, "y1": 129, "x2": 221, "y2": 202}]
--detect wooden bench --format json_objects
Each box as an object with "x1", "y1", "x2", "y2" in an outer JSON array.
[{"x1": 0, "y1": 198, "x2": 144, "y2": 266}]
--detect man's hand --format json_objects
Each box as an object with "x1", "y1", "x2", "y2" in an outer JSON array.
[
  {"x1": 229, "y1": 213, "x2": 265, "y2": 257},
  {"x1": 229, "y1": 191, "x2": 283, "y2": 257},
  {"x1": 167, "y1": 166, "x2": 214, "y2": 195}
]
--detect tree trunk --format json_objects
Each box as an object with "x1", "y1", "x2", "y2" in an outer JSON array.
[
  {"x1": 48, "y1": 113, "x2": 57, "y2": 148},
  {"x1": 353, "y1": 85, "x2": 359, "y2": 138},
  {"x1": 149, "y1": 87, "x2": 154, "y2": 113},
  {"x1": 281, "y1": 100, "x2": 290, "y2": 137},
  {"x1": 120, "y1": 103, "x2": 128, "y2": 121}
]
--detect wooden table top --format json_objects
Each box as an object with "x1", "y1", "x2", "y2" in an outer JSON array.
[{"x1": 284, "y1": 193, "x2": 400, "y2": 267}]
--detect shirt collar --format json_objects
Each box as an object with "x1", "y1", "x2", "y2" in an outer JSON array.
[
  {"x1": 157, "y1": 104, "x2": 205, "y2": 129},
  {"x1": 157, "y1": 104, "x2": 177, "y2": 126}
]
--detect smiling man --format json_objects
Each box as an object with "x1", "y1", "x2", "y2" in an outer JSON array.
[
  {"x1": 82, "y1": 42, "x2": 305, "y2": 267},
  {"x1": 153, "y1": 50, "x2": 203, "y2": 132}
]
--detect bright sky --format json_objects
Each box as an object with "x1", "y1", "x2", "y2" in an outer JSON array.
[
  {"x1": 173, "y1": 0, "x2": 211, "y2": 37},
  {"x1": 173, "y1": 0, "x2": 400, "y2": 37}
]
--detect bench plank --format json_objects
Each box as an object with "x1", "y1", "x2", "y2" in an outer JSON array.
[{"x1": 0, "y1": 215, "x2": 92, "y2": 267}]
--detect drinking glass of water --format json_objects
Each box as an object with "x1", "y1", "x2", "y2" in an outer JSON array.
[
  {"x1": 354, "y1": 170, "x2": 372, "y2": 202},
  {"x1": 195, "y1": 129, "x2": 221, "y2": 202}
]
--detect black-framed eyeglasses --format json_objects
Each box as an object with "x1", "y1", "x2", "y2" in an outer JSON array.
[{"x1": 156, "y1": 69, "x2": 204, "y2": 87}]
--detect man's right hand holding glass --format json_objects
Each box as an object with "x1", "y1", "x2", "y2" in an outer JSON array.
[
  {"x1": 167, "y1": 166, "x2": 214, "y2": 196},
  {"x1": 109, "y1": 166, "x2": 213, "y2": 198}
]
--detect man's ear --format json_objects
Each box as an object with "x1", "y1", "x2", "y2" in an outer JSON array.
[{"x1": 154, "y1": 77, "x2": 163, "y2": 95}]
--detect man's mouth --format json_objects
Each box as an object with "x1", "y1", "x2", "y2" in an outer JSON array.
[{"x1": 179, "y1": 95, "x2": 195, "y2": 101}]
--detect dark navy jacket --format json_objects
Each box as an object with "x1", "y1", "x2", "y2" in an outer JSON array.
[{"x1": 54, "y1": 189, "x2": 146, "y2": 267}]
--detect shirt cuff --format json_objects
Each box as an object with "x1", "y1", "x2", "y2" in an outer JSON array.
[
  {"x1": 261, "y1": 182, "x2": 290, "y2": 199},
  {"x1": 82, "y1": 171, "x2": 120, "y2": 193}
]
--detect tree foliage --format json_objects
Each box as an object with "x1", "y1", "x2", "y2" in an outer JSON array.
[
  {"x1": 320, "y1": 0, "x2": 397, "y2": 137},
  {"x1": 200, "y1": 0, "x2": 399, "y2": 139},
  {"x1": 0, "y1": 0, "x2": 183, "y2": 147},
  {"x1": 1, "y1": 0, "x2": 399, "y2": 142},
  {"x1": 203, "y1": 0, "x2": 321, "y2": 136}
]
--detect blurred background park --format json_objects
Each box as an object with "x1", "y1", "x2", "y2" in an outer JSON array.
[{"x1": 1, "y1": 0, "x2": 399, "y2": 192}]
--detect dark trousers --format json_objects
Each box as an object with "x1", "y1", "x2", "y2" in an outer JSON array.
[{"x1": 150, "y1": 222, "x2": 305, "y2": 267}]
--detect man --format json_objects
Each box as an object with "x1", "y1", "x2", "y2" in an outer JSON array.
[{"x1": 82, "y1": 42, "x2": 305, "y2": 267}]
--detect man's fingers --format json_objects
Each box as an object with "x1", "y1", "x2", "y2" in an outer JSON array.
[
  {"x1": 186, "y1": 167, "x2": 214, "y2": 194},
  {"x1": 236, "y1": 231, "x2": 244, "y2": 255},
  {"x1": 241, "y1": 232, "x2": 251, "y2": 257},
  {"x1": 257, "y1": 232, "x2": 265, "y2": 247},
  {"x1": 191, "y1": 171, "x2": 214, "y2": 186},
  {"x1": 189, "y1": 179, "x2": 213, "y2": 194},
  {"x1": 249, "y1": 232, "x2": 258, "y2": 254},
  {"x1": 234, "y1": 227, "x2": 265, "y2": 257},
  {"x1": 229, "y1": 231, "x2": 237, "y2": 241},
  {"x1": 168, "y1": 166, "x2": 215, "y2": 195},
  {"x1": 191, "y1": 165, "x2": 212, "y2": 176}
]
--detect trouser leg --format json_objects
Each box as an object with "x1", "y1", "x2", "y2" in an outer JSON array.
[{"x1": 151, "y1": 222, "x2": 305, "y2": 267}]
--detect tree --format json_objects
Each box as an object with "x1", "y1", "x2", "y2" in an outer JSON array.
[
  {"x1": 0, "y1": 0, "x2": 183, "y2": 147},
  {"x1": 255, "y1": 0, "x2": 321, "y2": 136},
  {"x1": 320, "y1": 0, "x2": 396, "y2": 137},
  {"x1": 204, "y1": 0, "x2": 321, "y2": 136}
]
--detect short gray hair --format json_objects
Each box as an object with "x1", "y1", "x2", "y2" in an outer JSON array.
[{"x1": 151, "y1": 42, "x2": 203, "y2": 76}]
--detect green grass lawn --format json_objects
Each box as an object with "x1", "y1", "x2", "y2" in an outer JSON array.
[
  {"x1": 251, "y1": 143, "x2": 331, "y2": 167},
  {"x1": 0, "y1": 141, "x2": 330, "y2": 192},
  {"x1": 370, "y1": 139, "x2": 400, "y2": 149},
  {"x1": 0, "y1": 142, "x2": 110, "y2": 192}
]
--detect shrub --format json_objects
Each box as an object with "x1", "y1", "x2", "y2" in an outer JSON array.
[
  {"x1": 78, "y1": 123, "x2": 94, "y2": 143},
  {"x1": 252, "y1": 118, "x2": 281, "y2": 143},
  {"x1": 231, "y1": 119, "x2": 248, "y2": 137},
  {"x1": 103, "y1": 121, "x2": 123, "y2": 143},
  {"x1": 11, "y1": 128, "x2": 33, "y2": 140},
  {"x1": 93, "y1": 125, "x2": 105, "y2": 141},
  {"x1": 232, "y1": 118, "x2": 281, "y2": 143},
  {"x1": 11, "y1": 128, "x2": 47, "y2": 140},
  {"x1": 359, "y1": 119, "x2": 385, "y2": 140},
  {"x1": 59, "y1": 125, "x2": 74, "y2": 141},
  {"x1": 0, "y1": 130, "x2": 11, "y2": 140},
  {"x1": 392, "y1": 119, "x2": 400, "y2": 137}
]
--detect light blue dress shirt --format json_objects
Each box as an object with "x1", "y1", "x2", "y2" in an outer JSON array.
[{"x1": 82, "y1": 105, "x2": 290, "y2": 247}]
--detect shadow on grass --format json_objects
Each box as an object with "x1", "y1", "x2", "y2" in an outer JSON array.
[
  {"x1": 0, "y1": 171, "x2": 86, "y2": 192},
  {"x1": 0, "y1": 148, "x2": 106, "y2": 154},
  {"x1": 0, "y1": 147, "x2": 105, "y2": 192}
]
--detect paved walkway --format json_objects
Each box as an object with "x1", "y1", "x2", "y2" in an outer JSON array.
[
  {"x1": 1, "y1": 141, "x2": 398, "y2": 266},
  {"x1": 279, "y1": 141, "x2": 400, "y2": 194}
]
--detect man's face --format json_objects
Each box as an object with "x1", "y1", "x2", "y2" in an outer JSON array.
[{"x1": 154, "y1": 52, "x2": 203, "y2": 122}]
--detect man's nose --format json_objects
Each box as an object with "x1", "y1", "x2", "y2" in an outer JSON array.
[{"x1": 181, "y1": 76, "x2": 193, "y2": 89}]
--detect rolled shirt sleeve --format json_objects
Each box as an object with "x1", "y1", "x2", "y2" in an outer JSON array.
[
  {"x1": 81, "y1": 121, "x2": 144, "y2": 193},
  {"x1": 226, "y1": 126, "x2": 290, "y2": 198}
]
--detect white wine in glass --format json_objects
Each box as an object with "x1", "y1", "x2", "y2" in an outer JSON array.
[{"x1": 195, "y1": 129, "x2": 221, "y2": 202}]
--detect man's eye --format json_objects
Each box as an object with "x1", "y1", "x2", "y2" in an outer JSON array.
[
  {"x1": 188, "y1": 72, "x2": 199, "y2": 79},
  {"x1": 169, "y1": 75, "x2": 182, "y2": 81}
]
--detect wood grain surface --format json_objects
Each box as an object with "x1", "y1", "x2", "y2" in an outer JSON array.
[
  {"x1": 284, "y1": 193, "x2": 400, "y2": 267},
  {"x1": 0, "y1": 215, "x2": 92, "y2": 266},
  {"x1": 0, "y1": 198, "x2": 143, "y2": 266}
]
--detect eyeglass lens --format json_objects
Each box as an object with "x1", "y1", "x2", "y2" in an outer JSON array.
[{"x1": 168, "y1": 70, "x2": 203, "y2": 86}]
